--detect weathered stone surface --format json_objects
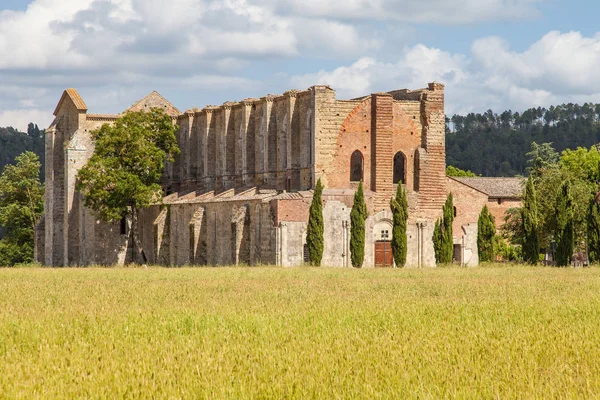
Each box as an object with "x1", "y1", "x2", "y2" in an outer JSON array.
[{"x1": 38, "y1": 83, "x2": 507, "y2": 267}]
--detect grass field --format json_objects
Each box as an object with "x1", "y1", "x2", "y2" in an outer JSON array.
[{"x1": 1, "y1": 265, "x2": 600, "y2": 398}]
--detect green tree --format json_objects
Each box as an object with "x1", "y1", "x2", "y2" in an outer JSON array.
[
  {"x1": 521, "y1": 176, "x2": 540, "y2": 264},
  {"x1": 560, "y1": 146, "x2": 600, "y2": 182},
  {"x1": 587, "y1": 193, "x2": 600, "y2": 264},
  {"x1": 390, "y1": 183, "x2": 408, "y2": 267},
  {"x1": 477, "y1": 205, "x2": 495, "y2": 262},
  {"x1": 76, "y1": 109, "x2": 179, "y2": 264},
  {"x1": 446, "y1": 165, "x2": 476, "y2": 177},
  {"x1": 0, "y1": 151, "x2": 44, "y2": 265},
  {"x1": 306, "y1": 178, "x2": 324, "y2": 266},
  {"x1": 350, "y1": 181, "x2": 367, "y2": 268},
  {"x1": 533, "y1": 154, "x2": 595, "y2": 252},
  {"x1": 554, "y1": 181, "x2": 575, "y2": 266},
  {"x1": 526, "y1": 142, "x2": 559, "y2": 179},
  {"x1": 434, "y1": 193, "x2": 454, "y2": 264},
  {"x1": 433, "y1": 219, "x2": 443, "y2": 265}
]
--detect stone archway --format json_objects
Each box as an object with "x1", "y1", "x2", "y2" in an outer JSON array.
[{"x1": 372, "y1": 211, "x2": 393, "y2": 267}]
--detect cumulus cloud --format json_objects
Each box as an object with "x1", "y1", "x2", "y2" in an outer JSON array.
[
  {"x1": 1, "y1": 0, "x2": 599, "y2": 132},
  {"x1": 0, "y1": 109, "x2": 53, "y2": 132},
  {"x1": 291, "y1": 31, "x2": 600, "y2": 115}
]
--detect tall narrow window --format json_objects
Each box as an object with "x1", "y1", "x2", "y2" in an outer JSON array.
[
  {"x1": 350, "y1": 150, "x2": 363, "y2": 182},
  {"x1": 393, "y1": 151, "x2": 406, "y2": 184},
  {"x1": 414, "y1": 149, "x2": 420, "y2": 191},
  {"x1": 120, "y1": 216, "x2": 127, "y2": 235}
]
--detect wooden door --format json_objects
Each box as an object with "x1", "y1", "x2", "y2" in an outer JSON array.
[{"x1": 375, "y1": 241, "x2": 393, "y2": 267}]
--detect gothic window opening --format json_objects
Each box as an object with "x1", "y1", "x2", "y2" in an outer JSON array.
[
  {"x1": 350, "y1": 150, "x2": 363, "y2": 182},
  {"x1": 393, "y1": 151, "x2": 406, "y2": 184}
]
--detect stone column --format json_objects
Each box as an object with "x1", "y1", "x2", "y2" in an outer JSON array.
[{"x1": 204, "y1": 108, "x2": 216, "y2": 191}]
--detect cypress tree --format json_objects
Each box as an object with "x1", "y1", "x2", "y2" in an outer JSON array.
[
  {"x1": 390, "y1": 183, "x2": 408, "y2": 267},
  {"x1": 521, "y1": 176, "x2": 540, "y2": 264},
  {"x1": 554, "y1": 181, "x2": 574, "y2": 267},
  {"x1": 350, "y1": 181, "x2": 367, "y2": 268},
  {"x1": 477, "y1": 205, "x2": 496, "y2": 262},
  {"x1": 434, "y1": 193, "x2": 454, "y2": 264},
  {"x1": 307, "y1": 178, "x2": 324, "y2": 266},
  {"x1": 442, "y1": 193, "x2": 455, "y2": 263},
  {"x1": 587, "y1": 194, "x2": 600, "y2": 264},
  {"x1": 433, "y1": 219, "x2": 443, "y2": 265}
]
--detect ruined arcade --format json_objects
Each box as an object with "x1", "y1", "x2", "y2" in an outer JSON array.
[{"x1": 36, "y1": 82, "x2": 486, "y2": 267}]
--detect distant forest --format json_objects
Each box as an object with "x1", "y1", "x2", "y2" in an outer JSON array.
[
  {"x1": 0, "y1": 123, "x2": 45, "y2": 181},
  {"x1": 446, "y1": 103, "x2": 600, "y2": 176}
]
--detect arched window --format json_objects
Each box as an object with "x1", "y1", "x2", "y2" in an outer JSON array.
[
  {"x1": 350, "y1": 150, "x2": 363, "y2": 182},
  {"x1": 393, "y1": 152, "x2": 406, "y2": 184},
  {"x1": 414, "y1": 149, "x2": 420, "y2": 191}
]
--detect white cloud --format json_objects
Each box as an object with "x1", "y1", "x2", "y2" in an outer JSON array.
[
  {"x1": 291, "y1": 45, "x2": 467, "y2": 100},
  {"x1": 291, "y1": 31, "x2": 600, "y2": 115},
  {"x1": 0, "y1": 109, "x2": 53, "y2": 132},
  {"x1": 472, "y1": 31, "x2": 600, "y2": 95}
]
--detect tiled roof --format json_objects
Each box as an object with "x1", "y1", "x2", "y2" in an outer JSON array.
[
  {"x1": 164, "y1": 187, "x2": 279, "y2": 205},
  {"x1": 451, "y1": 177, "x2": 525, "y2": 198},
  {"x1": 53, "y1": 88, "x2": 87, "y2": 116},
  {"x1": 86, "y1": 113, "x2": 119, "y2": 120}
]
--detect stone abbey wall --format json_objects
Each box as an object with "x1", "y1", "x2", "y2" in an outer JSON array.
[{"x1": 37, "y1": 82, "x2": 459, "y2": 267}]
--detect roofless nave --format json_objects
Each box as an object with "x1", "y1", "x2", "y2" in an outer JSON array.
[{"x1": 36, "y1": 82, "x2": 521, "y2": 267}]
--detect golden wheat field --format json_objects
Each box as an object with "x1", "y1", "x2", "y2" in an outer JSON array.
[{"x1": 1, "y1": 265, "x2": 600, "y2": 398}]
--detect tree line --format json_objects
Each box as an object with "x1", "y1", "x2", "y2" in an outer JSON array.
[
  {"x1": 0, "y1": 124, "x2": 45, "y2": 181},
  {"x1": 446, "y1": 103, "x2": 600, "y2": 176},
  {"x1": 501, "y1": 142, "x2": 600, "y2": 266}
]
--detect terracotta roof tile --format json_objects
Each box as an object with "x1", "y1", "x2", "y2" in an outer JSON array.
[
  {"x1": 451, "y1": 177, "x2": 525, "y2": 198},
  {"x1": 53, "y1": 88, "x2": 87, "y2": 116}
]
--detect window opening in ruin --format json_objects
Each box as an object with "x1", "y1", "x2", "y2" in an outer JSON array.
[
  {"x1": 453, "y1": 206, "x2": 457, "y2": 217},
  {"x1": 414, "y1": 149, "x2": 420, "y2": 191},
  {"x1": 497, "y1": 198, "x2": 502, "y2": 205},
  {"x1": 286, "y1": 178, "x2": 291, "y2": 191},
  {"x1": 350, "y1": 150, "x2": 363, "y2": 182},
  {"x1": 393, "y1": 152, "x2": 406, "y2": 184},
  {"x1": 120, "y1": 217, "x2": 127, "y2": 235},
  {"x1": 303, "y1": 244, "x2": 310, "y2": 263}
]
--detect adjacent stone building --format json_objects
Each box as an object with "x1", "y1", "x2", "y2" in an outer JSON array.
[
  {"x1": 36, "y1": 82, "x2": 519, "y2": 267},
  {"x1": 448, "y1": 176, "x2": 524, "y2": 265}
]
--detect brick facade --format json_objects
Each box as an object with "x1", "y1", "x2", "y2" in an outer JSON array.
[{"x1": 37, "y1": 82, "x2": 494, "y2": 268}]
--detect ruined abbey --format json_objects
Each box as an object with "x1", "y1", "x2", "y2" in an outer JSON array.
[{"x1": 36, "y1": 82, "x2": 522, "y2": 267}]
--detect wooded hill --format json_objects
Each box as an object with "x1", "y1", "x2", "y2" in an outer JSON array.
[
  {"x1": 446, "y1": 103, "x2": 600, "y2": 177},
  {"x1": 0, "y1": 124, "x2": 45, "y2": 181}
]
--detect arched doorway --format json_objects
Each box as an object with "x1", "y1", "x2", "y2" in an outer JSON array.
[
  {"x1": 374, "y1": 218, "x2": 393, "y2": 267},
  {"x1": 393, "y1": 152, "x2": 406, "y2": 184}
]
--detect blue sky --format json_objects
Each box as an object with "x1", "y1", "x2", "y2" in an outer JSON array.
[{"x1": 1, "y1": 0, "x2": 600, "y2": 131}]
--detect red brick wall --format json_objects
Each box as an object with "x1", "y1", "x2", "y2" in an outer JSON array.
[
  {"x1": 448, "y1": 177, "x2": 488, "y2": 236},
  {"x1": 328, "y1": 99, "x2": 372, "y2": 190},
  {"x1": 416, "y1": 84, "x2": 447, "y2": 215},
  {"x1": 371, "y1": 93, "x2": 394, "y2": 211},
  {"x1": 449, "y1": 177, "x2": 523, "y2": 233},
  {"x1": 392, "y1": 102, "x2": 422, "y2": 191},
  {"x1": 274, "y1": 199, "x2": 311, "y2": 223},
  {"x1": 488, "y1": 199, "x2": 521, "y2": 229}
]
